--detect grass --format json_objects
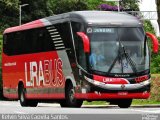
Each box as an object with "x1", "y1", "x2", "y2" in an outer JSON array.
[
  {"x1": 84, "y1": 101, "x2": 107, "y2": 105},
  {"x1": 83, "y1": 100, "x2": 160, "y2": 106},
  {"x1": 132, "y1": 99, "x2": 160, "y2": 105}
]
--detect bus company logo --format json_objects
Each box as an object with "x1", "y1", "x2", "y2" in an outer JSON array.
[
  {"x1": 121, "y1": 84, "x2": 125, "y2": 89},
  {"x1": 25, "y1": 58, "x2": 65, "y2": 87},
  {"x1": 87, "y1": 27, "x2": 93, "y2": 33},
  {"x1": 103, "y1": 78, "x2": 113, "y2": 83}
]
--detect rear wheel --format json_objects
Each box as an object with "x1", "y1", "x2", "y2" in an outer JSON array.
[
  {"x1": 117, "y1": 99, "x2": 132, "y2": 108},
  {"x1": 19, "y1": 84, "x2": 38, "y2": 107},
  {"x1": 60, "y1": 84, "x2": 83, "y2": 108},
  {"x1": 28, "y1": 100, "x2": 38, "y2": 107}
]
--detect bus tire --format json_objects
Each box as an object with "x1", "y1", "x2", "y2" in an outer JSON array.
[
  {"x1": 19, "y1": 84, "x2": 38, "y2": 107},
  {"x1": 61, "y1": 84, "x2": 83, "y2": 108},
  {"x1": 19, "y1": 84, "x2": 28, "y2": 107},
  {"x1": 117, "y1": 99, "x2": 132, "y2": 108},
  {"x1": 28, "y1": 100, "x2": 38, "y2": 107}
]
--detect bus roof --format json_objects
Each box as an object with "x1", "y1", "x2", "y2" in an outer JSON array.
[
  {"x1": 47, "y1": 11, "x2": 142, "y2": 26},
  {"x1": 4, "y1": 11, "x2": 142, "y2": 34}
]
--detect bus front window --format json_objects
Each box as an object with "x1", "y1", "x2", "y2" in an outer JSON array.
[
  {"x1": 89, "y1": 28, "x2": 119, "y2": 72},
  {"x1": 88, "y1": 27, "x2": 149, "y2": 74}
]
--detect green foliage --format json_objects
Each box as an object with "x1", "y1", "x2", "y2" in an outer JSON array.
[
  {"x1": 150, "y1": 49, "x2": 160, "y2": 73},
  {"x1": 120, "y1": 0, "x2": 139, "y2": 10},
  {"x1": 19, "y1": 0, "x2": 53, "y2": 24},
  {"x1": 150, "y1": 74, "x2": 160, "y2": 101},
  {"x1": 144, "y1": 20, "x2": 155, "y2": 34},
  {"x1": 86, "y1": 0, "x2": 115, "y2": 10},
  {"x1": 48, "y1": 0, "x2": 116, "y2": 14},
  {"x1": 0, "y1": 0, "x2": 19, "y2": 9},
  {"x1": 48, "y1": 0, "x2": 88, "y2": 14},
  {"x1": 0, "y1": 0, "x2": 120, "y2": 33},
  {"x1": 143, "y1": 20, "x2": 160, "y2": 73},
  {"x1": 85, "y1": 0, "x2": 103, "y2": 10},
  {"x1": 0, "y1": 0, "x2": 19, "y2": 33},
  {"x1": 84, "y1": 101, "x2": 106, "y2": 105}
]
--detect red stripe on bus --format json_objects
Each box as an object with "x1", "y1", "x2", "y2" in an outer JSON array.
[
  {"x1": 3, "y1": 19, "x2": 45, "y2": 34},
  {"x1": 26, "y1": 93, "x2": 65, "y2": 99},
  {"x1": 3, "y1": 93, "x2": 18, "y2": 99},
  {"x1": 3, "y1": 93, "x2": 65, "y2": 100},
  {"x1": 75, "y1": 92, "x2": 150, "y2": 99},
  {"x1": 93, "y1": 75, "x2": 130, "y2": 84}
]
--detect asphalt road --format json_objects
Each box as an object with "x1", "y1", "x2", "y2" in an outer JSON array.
[{"x1": 0, "y1": 101, "x2": 160, "y2": 120}]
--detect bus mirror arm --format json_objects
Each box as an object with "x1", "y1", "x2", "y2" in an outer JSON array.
[
  {"x1": 76, "y1": 32, "x2": 90, "y2": 53},
  {"x1": 146, "y1": 32, "x2": 159, "y2": 53}
]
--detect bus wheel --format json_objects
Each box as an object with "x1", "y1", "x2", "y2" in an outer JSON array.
[
  {"x1": 117, "y1": 99, "x2": 132, "y2": 108},
  {"x1": 61, "y1": 84, "x2": 83, "y2": 108},
  {"x1": 19, "y1": 84, "x2": 38, "y2": 107},
  {"x1": 28, "y1": 100, "x2": 38, "y2": 107},
  {"x1": 19, "y1": 84, "x2": 28, "y2": 107}
]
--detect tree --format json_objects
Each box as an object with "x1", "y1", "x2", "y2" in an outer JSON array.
[
  {"x1": 98, "y1": 0, "x2": 139, "y2": 11},
  {"x1": 19, "y1": 0, "x2": 53, "y2": 24},
  {"x1": 120, "y1": 0, "x2": 139, "y2": 11},
  {"x1": 86, "y1": 0, "x2": 105, "y2": 10},
  {"x1": 0, "y1": 0, "x2": 19, "y2": 33},
  {"x1": 48, "y1": 0, "x2": 87, "y2": 14}
]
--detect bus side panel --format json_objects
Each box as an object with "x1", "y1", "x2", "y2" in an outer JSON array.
[
  {"x1": 2, "y1": 53, "x2": 23, "y2": 99},
  {"x1": 2, "y1": 51, "x2": 68, "y2": 100}
]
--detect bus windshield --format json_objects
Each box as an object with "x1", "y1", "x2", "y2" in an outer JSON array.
[{"x1": 88, "y1": 27, "x2": 149, "y2": 74}]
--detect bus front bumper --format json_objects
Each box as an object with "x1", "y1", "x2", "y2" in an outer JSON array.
[
  {"x1": 74, "y1": 92, "x2": 150, "y2": 100},
  {"x1": 74, "y1": 76, "x2": 150, "y2": 100}
]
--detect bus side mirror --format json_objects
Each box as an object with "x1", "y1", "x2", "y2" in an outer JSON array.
[
  {"x1": 76, "y1": 32, "x2": 90, "y2": 53},
  {"x1": 146, "y1": 32, "x2": 159, "y2": 53}
]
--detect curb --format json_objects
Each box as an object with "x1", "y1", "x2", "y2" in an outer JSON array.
[{"x1": 82, "y1": 104, "x2": 160, "y2": 108}]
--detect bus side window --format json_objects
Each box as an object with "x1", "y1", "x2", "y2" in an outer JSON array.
[
  {"x1": 14, "y1": 32, "x2": 22, "y2": 55},
  {"x1": 37, "y1": 29, "x2": 45, "y2": 52},
  {"x1": 3, "y1": 34, "x2": 8, "y2": 55},
  {"x1": 71, "y1": 22, "x2": 86, "y2": 70},
  {"x1": 4, "y1": 33, "x2": 15, "y2": 55},
  {"x1": 54, "y1": 22, "x2": 76, "y2": 63}
]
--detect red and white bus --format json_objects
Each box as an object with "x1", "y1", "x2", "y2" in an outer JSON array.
[{"x1": 2, "y1": 11, "x2": 159, "y2": 108}]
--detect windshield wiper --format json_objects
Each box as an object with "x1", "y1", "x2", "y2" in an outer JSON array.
[
  {"x1": 107, "y1": 41, "x2": 137, "y2": 75},
  {"x1": 120, "y1": 42, "x2": 137, "y2": 74},
  {"x1": 107, "y1": 44, "x2": 121, "y2": 74}
]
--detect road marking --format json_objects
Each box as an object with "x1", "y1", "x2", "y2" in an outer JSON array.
[{"x1": 38, "y1": 103, "x2": 60, "y2": 107}]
